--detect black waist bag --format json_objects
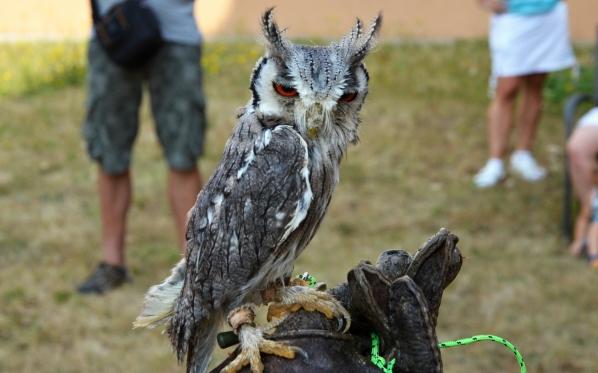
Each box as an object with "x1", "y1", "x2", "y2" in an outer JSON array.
[{"x1": 91, "y1": 0, "x2": 163, "y2": 69}]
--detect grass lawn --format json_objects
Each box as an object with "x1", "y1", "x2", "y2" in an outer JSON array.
[{"x1": 0, "y1": 41, "x2": 596, "y2": 372}]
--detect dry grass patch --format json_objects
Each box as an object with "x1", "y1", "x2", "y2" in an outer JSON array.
[{"x1": 0, "y1": 41, "x2": 596, "y2": 372}]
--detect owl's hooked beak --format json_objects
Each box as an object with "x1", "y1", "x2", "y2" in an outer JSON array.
[{"x1": 306, "y1": 103, "x2": 330, "y2": 139}]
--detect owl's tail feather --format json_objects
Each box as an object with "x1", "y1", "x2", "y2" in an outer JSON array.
[
  {"x1": 186, "y1": 317, "x2": 220, "y2": 373},
  {"x1": 133, "y1": 258, "x2": 187, "y2": 329}
]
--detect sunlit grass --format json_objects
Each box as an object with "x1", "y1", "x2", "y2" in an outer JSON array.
[
  {"x1": 0, "y1": 42, "x2": 85, "y2": 96},
  {"x1": 0, "y1": 40, "x2": 593, "y2": 104},
  {"x1": 0, "y1": 41, "x2": 596, "y2": 372},
  {"x1": 0, "y1": 41, "x2": 264, "y2": 97}
]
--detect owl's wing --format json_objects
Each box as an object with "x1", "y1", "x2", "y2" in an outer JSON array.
[
  {"x1": 170, "y1": 119, "x2": 312, "y2": 361},
  {"x1": 177, "y1": 117, "x2": 312, "y2": 322}
]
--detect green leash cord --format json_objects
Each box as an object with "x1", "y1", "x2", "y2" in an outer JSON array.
[
  {"x1": 296, "y1": 273, "x2": 527, "y2": 373},
  {"x1": 438, "y1": 335, "x2": 526, "y2": 373},
  {"x1": 370, "y1": 333, "x2": 527, "y2": 373},
  {"x1": 370, "y1": 333, "x2": 396, "y2": 373}
]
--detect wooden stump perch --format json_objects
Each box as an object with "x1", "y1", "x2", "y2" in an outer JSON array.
[{"x1": 211, "y1": 228, "x2": 462, "y2": 373}]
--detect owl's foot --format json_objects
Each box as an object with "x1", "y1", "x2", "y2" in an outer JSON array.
[
  {"x1": 267, "y1": 286, "x2": 351, "y2": 332},
  {"x1": 221, "y1": 305, "x2": 301, "y2": 373}
]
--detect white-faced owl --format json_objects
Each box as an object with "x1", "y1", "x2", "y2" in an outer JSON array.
[{"x1": 135, "y1": 9, "x2": 382, "y2": 373}]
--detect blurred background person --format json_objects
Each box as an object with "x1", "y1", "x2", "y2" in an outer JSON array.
[
  {"x1": 78, "y1": 0, "x2": 206, "y2": 294},
  {"x1": 567, "y1": 107, "x2": 598, "y2": 268},
  {"x1": 473, "y1": 0, "x2": 576, "y2": 188}
]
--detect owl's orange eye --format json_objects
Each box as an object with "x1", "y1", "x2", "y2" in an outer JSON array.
[
  {"x1": 273, "y1": 83, "x2": 299, "y2": 98},
  {"x1": 339, "y1": 92, "x2": 358, "y2": 103}
]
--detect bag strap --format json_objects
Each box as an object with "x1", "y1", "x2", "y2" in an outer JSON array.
[{"x1": 90, "y1": 0, "x2": 146, "y2": 24}]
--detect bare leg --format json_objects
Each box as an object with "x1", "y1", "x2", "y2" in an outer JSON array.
[
  {"x1": 168, "y1": 167, "x2": 202, "y2": 251},
  {"x1": 516, "y1": 73, "x2": 547, "y2": 151},
  {"x1": 474, "y1": 77, "x2": 522, "y2": 187},
  {"x1": 98, "y1": 168, "x2": 132, "y2": 266},
  {"x1": 567, "y1": 127, "x2": 598, "y2": 202},
  {"x1": 566, "y1": 127, "x2": 598, "y2": 255},
  {"x1": 489, "y1": 76, "x2": 522, "y2": 158}
]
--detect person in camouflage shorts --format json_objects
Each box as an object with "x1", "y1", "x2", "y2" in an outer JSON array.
[
  {"x1": 78, "y1": 0, "x2": 206, "y2": 294},
  {"x1": 83, "y1": 42, "x2": 206, "y2": 175}
]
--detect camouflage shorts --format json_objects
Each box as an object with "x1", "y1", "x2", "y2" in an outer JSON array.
[{"x1": 83, "y1": 40, "x2": 207, "y2": 175}]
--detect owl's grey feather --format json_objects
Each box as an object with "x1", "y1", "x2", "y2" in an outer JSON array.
[
  {"x1": 138, "y1": 9, "x2": 382, "y2": 373},
  {"x1": 261, "y1": 8, "x2": 291, "y2": 59},
  {"x1": 169, "y1": 113, "x2": 316, "y2": 368}
]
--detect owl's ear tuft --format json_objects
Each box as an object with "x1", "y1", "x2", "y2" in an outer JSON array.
[
  {"x1": 338, "y1": 18, "x2": 363, "y2": 52},
  {"x1": 261, "y1": 8, "x2": 290, "y2": 59},
  {"x1": 342, "y1": 12, "x2": 383, "y2": 66}
]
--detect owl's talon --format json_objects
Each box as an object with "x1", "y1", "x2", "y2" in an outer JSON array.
[
  {"x1": 219, "y1": 324, "x2": 300, "y2": 373},
  {"x1": 269, "y1": 286, "x2": 351, "y2": 332}
]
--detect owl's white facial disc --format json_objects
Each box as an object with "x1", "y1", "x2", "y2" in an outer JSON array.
[
  {"x1": 249, "y1": 50, "x2": 371, "y2": 145},
  {"x1": 249, "y1": 9, "x2": 381, "y2": 146}
]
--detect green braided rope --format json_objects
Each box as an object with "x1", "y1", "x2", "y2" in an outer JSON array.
[
  {"x1": 370, "y1": 333, "x2": 396, "y2": 373},
  {"x1": 438, "y1": 335, "x2": 526, "y2": 373},
  {"x1": 370, "y1": 333, "x2": 527, "y2": 373},
  {"x1": 296, "y1": 273, "x2": 526, "y2": 373}
]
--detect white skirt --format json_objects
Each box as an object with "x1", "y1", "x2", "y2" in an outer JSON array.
[{"x1": 490, "y1": 2, "x2": 576, "y2": 79}]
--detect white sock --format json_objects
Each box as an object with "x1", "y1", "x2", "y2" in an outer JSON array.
[
  {"x1": 512, "y1": 150, "x2": 532, "y2": 160},
  {"x1": 487, "y1": 158, "x2": 504, "y2": 170}
]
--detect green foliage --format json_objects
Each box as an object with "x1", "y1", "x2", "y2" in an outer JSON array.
[
  {"x1": 545, "y1": 45, "x2": 596, "y2": 108},
  {"x1": 0, "y1": 42, "x2": 86, "y2": 97},
  {"x1": 545, "y1": 65, "x2": 595, "y2": 105},
  {"x1": 0, "y1": 41, "x2": 264, "y2": 98}
]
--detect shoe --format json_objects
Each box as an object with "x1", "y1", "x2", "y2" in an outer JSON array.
[
  {"x1": 473, "y1": 158, "x2": 505, "y2": 188},
  {"x1": 77, "y1": 262, "x2": 131, "y2": 294},
  {"x1": 510, "y1": 150, "x2": 546, "y2": 182}
]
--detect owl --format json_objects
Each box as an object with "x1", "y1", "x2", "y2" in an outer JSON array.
[{"x1": 135, "y1": 9, "x2": 382, "y2": 373}]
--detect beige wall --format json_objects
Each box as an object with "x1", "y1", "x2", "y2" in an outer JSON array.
[
  {"x1": 217, "y1": 0, "x2": 597, "y2": 41},
  {"x1": 0, "y1": 0, "x2": 596, "y2": 42}
]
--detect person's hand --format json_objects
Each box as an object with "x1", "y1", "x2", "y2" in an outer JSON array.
[{"x1": 479, "y1": 0, "x2": 506, "y2": 14}]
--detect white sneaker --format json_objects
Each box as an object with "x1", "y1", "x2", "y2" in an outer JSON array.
[
  {"x1": 473, "y1": 158, "x2": 505, "y2": 188},
  {"x1": 510, "y1": 150, "x2": 546, "y2": 182}
]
